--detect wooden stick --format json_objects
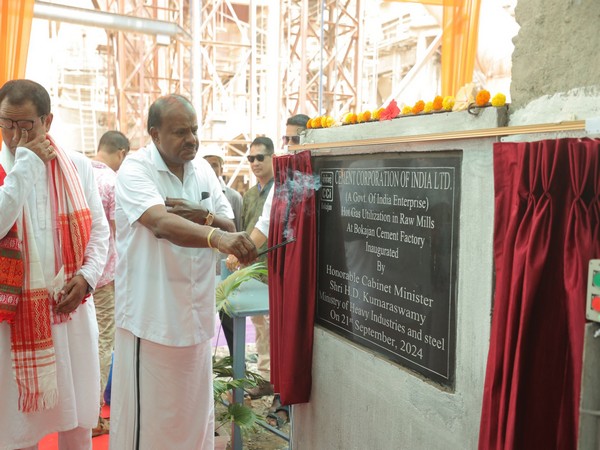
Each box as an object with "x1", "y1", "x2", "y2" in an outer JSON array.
[{"x1": 257, "y1": 237, "x2": 297, "y2": 257}]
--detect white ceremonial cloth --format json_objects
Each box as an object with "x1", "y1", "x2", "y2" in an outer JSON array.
[
  {"x1": 115, "y1": 143, "x2": 234, "y2": 346},
  {"x1": 109, "y1": 328, "x2": 214, "y2": 450},
  {"x1": 0, "y1": 144, "x2": 109, "y2": 449}
]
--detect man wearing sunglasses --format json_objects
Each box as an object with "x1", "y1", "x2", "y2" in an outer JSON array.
[
  {"x1": 281, "y1": 114, "x2": 310, "y2": 147},
  {"x1": 227, "y1": 114, "x2": 310, "y2": 426},
  {"x1": 241, "y1": 136, "x2": 275, "y2": 399}
]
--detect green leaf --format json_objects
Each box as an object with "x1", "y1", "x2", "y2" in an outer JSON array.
[
  {"x1": 215, "y1": 262, "x2": 268, "y2": 314},
  {"x1": 227, "y1": 403, "x2": 258, "y2": 430}
]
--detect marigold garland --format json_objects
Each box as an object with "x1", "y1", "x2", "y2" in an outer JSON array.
[{"x1": 304, "y1": 90, "x2": 507, "y2": 131}]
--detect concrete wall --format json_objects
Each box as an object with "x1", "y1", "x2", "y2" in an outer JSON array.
[
  {"x1": 293, "y1": 111, "x2": 500, "y2": 450},
  {"x1": 510, "y1": 0, "x2": 600, "y2": 113},
  {"x1": 290, "y1": 2, "x2": 600, "y2": 447}
]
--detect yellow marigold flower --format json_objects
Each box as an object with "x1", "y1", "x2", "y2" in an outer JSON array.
[
  {"x1": 442, "y1": 96, "x2": 455, "y2": 111},
  {"x1": 491, "y1": 93, "x2": 507, "y2": 107},
  {"x1": 371, "y1": 107, "x2": 385, "y2": 120},
  {"x1": 326, "y1": 116, "x2": 335, "y2": 128},
  {"x1": 359, "y1": 110, "x2": 371, "y2": 122},
  {"x1": 432, "y1": 95, "x2": 443, "y2": 111},
  {"x1": 412, "y1": 100, "x2": 425, "y2": 115},
  {"x1": 475, "y1": 89, "x2": 491, "y2": 106},
  {"x1": 424, "y1": 101, "x2": 434, "y2": 113},
  {"x1": 357, "y1": 112, "x2": 366, "y2": 123},
  {"x1": 342, "y1": 112, "x2": 357, "y2": 125},
  {"x1": 401, "y1": 105, "x2": 412, "y2": 115}
]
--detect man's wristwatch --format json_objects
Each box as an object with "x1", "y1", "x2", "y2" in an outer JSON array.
[{"x1": 204, "y1": 211, "x2": 215, "y2": 226}]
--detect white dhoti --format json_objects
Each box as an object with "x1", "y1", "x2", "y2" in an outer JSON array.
[
  {"x1": 0, "y1": 300, "x2": 100, "y2": 450},
  {"x1": 109, "y1": 328, "x2": 214, "y2": 450}
]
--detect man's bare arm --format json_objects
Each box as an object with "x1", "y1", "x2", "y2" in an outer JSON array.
[{"x1": 139, "y1": 204, "x2": 256, "y2": 264}]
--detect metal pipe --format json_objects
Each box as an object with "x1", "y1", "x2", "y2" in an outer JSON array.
[{"x1": 33, "y1": 1, "x2": 190, "y2": 39}]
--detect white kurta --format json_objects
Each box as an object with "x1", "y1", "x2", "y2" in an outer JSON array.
[
  {"x1": 0, "y1": 144, "x2": 109, "y2": 449},
  {"x1": 114, "y1": 143, "x2": 234, "y2": 346},
  {"x1": 112, "y1": 143, "x2": 233, "y2": 449}
]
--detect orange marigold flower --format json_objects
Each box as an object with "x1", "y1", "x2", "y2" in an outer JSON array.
[
  {"x1": 372, "y1": 107, "x2": 385, "y2": 120},
  {"x1": 357, "y1": 109, "x2": 371, "y2": 122},
  {"x1": 424, "y1": 102, "x2": 434, "y2": 113},
  {"x1": 476, "y1": 90, "x2": 491, "y2": 106},
  {"x1": 432, "y1": 95, "x2": 443, "y2": 111},
  {"x1": 491, "y1": 93, "x2": 507, "y2": 107},
  {"x1": 342, "y1": 112, "x2": 357, "y2": 124},
  {"x1": 412, "y1": 100, "x2": 425, "y2": 115},
  {"x1": 306, "y1": 119, "x2": 313, "y2": 129},
  {"x1": 312, "y1": 116, "x2": 322, "y2": 128},
  {"x1": 442, "y1": 96, "x2": 455, "y2": 111}
]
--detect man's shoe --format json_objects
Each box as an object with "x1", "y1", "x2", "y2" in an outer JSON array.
[
  {"x1": 245, "y1": 381, "x2": 274, "y2": 399},
  {"x1": 92, "y1": 417, "x2": 110, "y2": 437}
]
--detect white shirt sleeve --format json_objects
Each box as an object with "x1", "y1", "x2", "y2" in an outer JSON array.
[
  {"x1": 254, "y1": 185, "x2": 273, "y2": 237},
  {"x1": 116, "y1": 156, "x2": 165, "y2": 226},
  {"x1": 0, "y1": 147, "x2": 45, "y2": 238}
]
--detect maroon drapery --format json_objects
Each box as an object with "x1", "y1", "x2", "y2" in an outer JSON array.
[
  {"x1": 268, "y1": 150, "x2": 317, "y2": 405},
  {"x1": 479, "y1": 138, "x2": 600, "y2": 449}
]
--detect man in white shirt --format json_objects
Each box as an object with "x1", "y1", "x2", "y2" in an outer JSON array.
[
  {"x1": 110, "y1": 94, "x2": 257, "y2": 449},
  {"x1": 0, "y1": 79, "x2": 109, "y2": 449}
]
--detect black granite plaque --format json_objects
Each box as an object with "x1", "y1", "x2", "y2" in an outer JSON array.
[{"x1": 314, "y1": 151, "x2": 461, "y2": 387}]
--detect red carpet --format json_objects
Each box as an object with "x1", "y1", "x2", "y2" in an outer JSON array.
[{"x1": 39, "y1": 405, "x2": 110, "y2": 450}]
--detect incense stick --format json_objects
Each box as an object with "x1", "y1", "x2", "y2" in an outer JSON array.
[{"x1": 256, "y1": 237, "x2": 296, "y2": 257}]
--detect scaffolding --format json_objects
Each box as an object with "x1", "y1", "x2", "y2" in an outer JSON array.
[{"x1": 281, "y1": 0, "x2": 363, "y2": 119}]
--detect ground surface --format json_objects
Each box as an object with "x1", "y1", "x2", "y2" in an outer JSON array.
[{"x1": 214, "y1": 345, "x2": 290, "y2": 450}]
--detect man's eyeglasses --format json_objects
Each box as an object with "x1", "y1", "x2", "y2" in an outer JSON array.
[
  {"x1": 247, "y1": 154, "x2": 268, "y2": 163},
  {"x1": 0, "y1": 115, "x2": 45, "y2": 131},
  {"x1": 282, "y1": 135, "x2": 300, "y2": 145}
]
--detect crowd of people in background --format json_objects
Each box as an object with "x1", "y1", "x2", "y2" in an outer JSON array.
[{"x1": 0, "y1": 78, "x2": 308, "y2": 449}]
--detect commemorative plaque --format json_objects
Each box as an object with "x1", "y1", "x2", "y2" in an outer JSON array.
[{"x1": 314, "y1": 151, "x2": 461, "y2": 387}]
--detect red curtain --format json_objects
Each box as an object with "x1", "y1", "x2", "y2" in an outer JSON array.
[
  {"x1": 268, "y1": 150, "x2": 317, "y2": 405},
  {"x1": 479, "y1": 138, "x2": 600, "y2": 449}
]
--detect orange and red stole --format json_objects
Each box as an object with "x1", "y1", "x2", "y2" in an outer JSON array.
[{"x1": 0, "y1": 137, "x2": 91, "y2": 412}]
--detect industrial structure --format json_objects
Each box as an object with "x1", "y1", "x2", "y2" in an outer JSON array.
[{"x1": 27, "y1": 0, "x2": 514, "y2": 189}]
